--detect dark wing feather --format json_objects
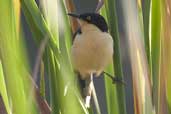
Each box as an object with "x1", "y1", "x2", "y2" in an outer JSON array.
[{"x1": 73, "y1": 27, "x2": 82, "y2": 40}]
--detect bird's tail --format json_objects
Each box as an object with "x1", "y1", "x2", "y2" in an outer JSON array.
[
  {"x1": 78, "y1": 73, "x2": 101, "y2": 114},
  {"x1": 84, "y1": 73, "x2": 93, "y2": 108}
]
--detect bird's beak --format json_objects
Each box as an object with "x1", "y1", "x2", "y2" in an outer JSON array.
[{"x1": 68, "y1": 13, "x2": 80, "y2": 18}]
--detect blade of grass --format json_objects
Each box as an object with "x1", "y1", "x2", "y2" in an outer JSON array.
[
  {"x1": 58, "y1": 0, "x2": 72, "y2": 61},
  {"x1": 40, "y1": 0, "x2": 59, "y2": 46},
  {"x1": 160, "y1": 0, "x2": 171, "y2": 113},
  {"x1": 44, "y1": 50, "x2": 61, "y2": 114},
  {"x1": 142, "y1": 0, "x2": 151, "y2": 64},
  {"x1": 102, "y1": 1, "x2": 127, "y2": 114},
  {"x1": 34, "y1": 82, "x2": 51, "y2": 114},
  {"x1": 40, "y1": 60, "x2": 45, "y2": 99},
  {"x1": 100, "y1": 4, "x2": 119, "y2": 114},
  {"x1": 104, "y1": 64, "x2": 119, "y2": 114},
  {"x1": 21, "y1": 0, "x2": 50, "y2": 43},
  {"x1": 120, "y1": 0, "x2": 154, "y2": 114},
  {"x1": 0, "y1": 61, "x2": 10, "y2": 114},
  {"x1": 21, "y1": 0, "x2": 60, "y2": 59},
  {"x1": 40, "y1": 0, "x2": 70, "y2": 113},
  {"x1": 30, "y1": 35, "x2": 51, "y2": 114},
  {"x1": 21, "y1": 0, "x2": 62, "y2": 112},
  {"x1": 150, "y1": 0, "x2": 161, "y2": 113},
  {"x1": 0, "y1": 0, "x2": 38, "y2": 113}
]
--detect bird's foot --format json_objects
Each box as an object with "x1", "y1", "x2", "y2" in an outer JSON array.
[{"x1": 103, "y1": 71, "x2": 126, "y2": 85}]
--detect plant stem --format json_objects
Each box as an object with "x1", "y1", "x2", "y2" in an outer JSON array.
[{"x1": 104, "y1": 0, "x2": 127, "y2": 114}]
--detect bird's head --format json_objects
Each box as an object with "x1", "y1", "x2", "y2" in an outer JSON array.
[{"x1": 68, "y1": 13, "x2": 108, "y2": 32}]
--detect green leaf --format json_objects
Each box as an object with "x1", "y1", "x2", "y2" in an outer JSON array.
[
  {"x1": 151, "y1": 0, "x2": 161, "y2": 112},
  {"x1": 21, "y1": 0, "x2": 60, "y2": 58},
  {"x1": 160, "y1": 0, "x2": 171, "y2": 113},
  {"x1": 0, "y1": 61, "x2": 11, "y2": 114},
  {"x1": 102, "y1": 1, "x2": 127, "y2": 114},
  {"x1": 0, "y1": 0, "x2": 38, "y2": 113},
  {"x1": 142, "y1": 0, "x2": 151, "y2": 64},
  {"x1": 119, "y1": 1, "x2": 154, "y2": 114},
  {"x1": 104, "y1": 64, "x2": 119, "y2": 114},
  {"x1": 40, "y1": 61, "x2": 45, "y2": 99}
]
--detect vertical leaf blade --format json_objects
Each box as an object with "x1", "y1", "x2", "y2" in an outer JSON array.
[
  {"x1": 120, "y1": 0, "x2": 154, "y2": 114},
  {"x1": 160, "y1": 0, "x2": 171, "y2": 113},
  {"x1": 151, "y1": 0, "x2": 161, "y2": 113},
  {"x1": 0, "y1": 0, "x2": 38, "y2": 114},
  {"x1": 0, "y1": 61, "x2": 10, "y2": 114},
  {"x1": 101, "y1": 1, "x2": 127, "y2": 114}
]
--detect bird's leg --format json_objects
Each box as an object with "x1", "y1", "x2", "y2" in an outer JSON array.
[
  {"x1": 84, "y1": 74, "x2": 93, "y2": 108},
  {"x1": 103, "y1": 71, "x2": 126, "y2": 85},
  {"x1": 95, "y1": 0, "x2": 104, "y2": 13}
]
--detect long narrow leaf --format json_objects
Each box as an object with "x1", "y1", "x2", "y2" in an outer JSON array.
[
  {"x1": 150, "y1": 0, "x2": 161, "y2": 113},
  {"x1": 0, "y1": 0, "x2": 38, "y2": 113},
  {"x1": 160, "y1": 0, "x2": 171, "y2": 113},
  {"x1": 21, "y1": 0, "x2": 60, "y2": 58},
  {"x1": 121, "y1": 0, "x2": 154, "y2": 114},
  {"x1": 101, "y1": 5, "x2": 119, "y2": 114},
  {"x1": 142, "y1": 0, "x2": 151, "y2": 64},
  {"x1": 0, "y1": 61, "x2": 10, "y2": 114},
  {"x1": 103, "y1": 1, "x2": 127, "y2": 114}
]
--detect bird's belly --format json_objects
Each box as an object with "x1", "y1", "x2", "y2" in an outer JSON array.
[{"x1": 71, "y1": 33, "x2": 113, "y2": 79}]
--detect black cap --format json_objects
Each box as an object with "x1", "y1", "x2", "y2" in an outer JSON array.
[{"x1": 68, "y1": 13, "x2": 108, "y2": 32}]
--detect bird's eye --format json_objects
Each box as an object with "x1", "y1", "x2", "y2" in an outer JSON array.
[{"x1": 86, "y1": 16, "x2": 91, "y2": 21}]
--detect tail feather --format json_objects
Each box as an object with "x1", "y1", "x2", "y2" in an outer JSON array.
[
  {"x1": 77, "y1": 73, "x2": 92, "y2": 107},
  {"x1": 78, "y1": 73, "x2": 86, "y2": 96},
  {"x1": 78, "y1": 73, "x2": 100, "y2": 112},
  {"x1": 84, "y1": 74, "x2": 93, "y2": 108}
]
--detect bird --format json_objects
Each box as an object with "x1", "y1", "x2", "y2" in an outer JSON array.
[{"x1": 68, "y1": 12, "x2": 113, "y2": 108}]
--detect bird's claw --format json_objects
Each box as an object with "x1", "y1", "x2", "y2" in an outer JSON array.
[
  {"x1": 103, "y1": 71, "x2": 126, "y2": 85},
  {"x1": 112, "y1": 77, "x2": 126, "y2": 85}
]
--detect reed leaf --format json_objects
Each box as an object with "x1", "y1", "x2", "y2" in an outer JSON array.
[
  {"x1": 120, "y1": 0, "x2": 154, "y2": 114},
  {"x1": 101, "y1": 1, "x2": 126, "y2": 114},
  {"x1": 40, "y1": 61, "x2": 45, "y2": 98},
  {"x1": 100, "y1": 4, "x2": 119, "y2": 114},
  {"x1": 21, "y1": 0, "x2": 60, "y2": 59},
  {"x1": 0, "y1": 61, "x2": 10, "y2": 114},
  {"x1": 0, "y1": 0, "x2": 38, "y2": 113},
  {"x1": 160, "y1": 0, "x2": 171, "y2": 113},
  {"x1": 142, "y1": 0, "x2": 151, "y2": 64},
  {"x1": 150, "y1": 0, "x2": 161, "y2": 113}
]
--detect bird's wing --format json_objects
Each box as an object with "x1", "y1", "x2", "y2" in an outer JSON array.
[{"x1": 73, "y1": 27, "x2": 82, "y2": 40}]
